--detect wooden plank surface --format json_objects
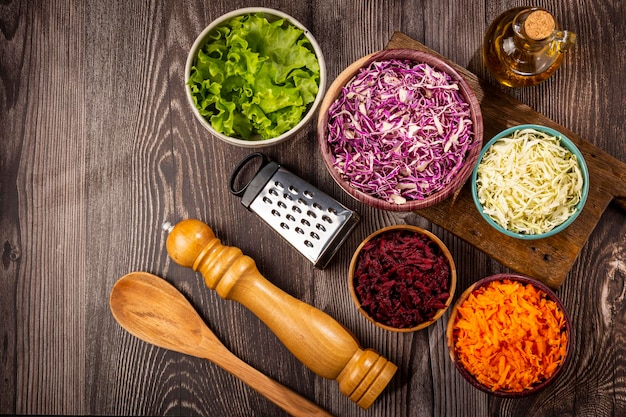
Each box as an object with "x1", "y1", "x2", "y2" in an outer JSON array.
[
  {"x1": 1, "y1": 1, "x2": 625, "y2": 417},
  {"x1": 387, "y1": 32, "x2": 626, "y2": 289}
]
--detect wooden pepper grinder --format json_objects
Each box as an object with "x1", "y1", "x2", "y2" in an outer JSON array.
[{"x1": 163, "y1": 219, "x2": 397, "y2": 409}]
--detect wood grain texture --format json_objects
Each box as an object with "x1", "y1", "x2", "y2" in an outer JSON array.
[{"x1": 1, "y1": 1, "x2": 625, "y2": 416}]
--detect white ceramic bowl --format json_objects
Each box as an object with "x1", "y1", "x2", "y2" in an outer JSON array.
[{"x1": 185, "y1": 7, "x2": 327, "y2": 147}]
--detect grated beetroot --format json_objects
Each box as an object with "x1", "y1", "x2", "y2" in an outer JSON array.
[{"x1": 353, "y1": 229, "x2": 451, "y2": 328}]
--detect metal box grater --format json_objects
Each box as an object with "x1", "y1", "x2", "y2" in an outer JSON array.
[{"x1": 229, "y1": 153, "x2": 360, "y2": 268}]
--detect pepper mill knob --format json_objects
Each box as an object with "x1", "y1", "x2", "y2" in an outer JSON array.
[
  {"x1": 164, "y1": 219, "x2": 397, "y2": 409},
  {"x1": 164, "y1": 219, "x2": 215, "y2": 268}
]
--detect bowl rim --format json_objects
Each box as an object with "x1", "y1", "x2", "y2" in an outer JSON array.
[
  {"x1": 470, "y1": 123, "x2": 590, "y2": 239},
  {"x1": 317, "y1": 48, "x2": 484, "y2": 211},
  {"x1": 184, "y1": 7, "x2": 327, "y2": 148},
  {"x1": 348, "y1": 224, "x2": 457, "y2": 332},
  {"x1": 445, "y1": 273, "x2": 572, "y2": 397}
]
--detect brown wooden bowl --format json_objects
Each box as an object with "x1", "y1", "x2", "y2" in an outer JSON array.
[
  {"x1": 446, "y1": 273, "x2": 572, "y2": 397},
  {"x1": 317, "y1": 48, "x2": 483, "y2": 211},
  {"x1": 348, "y1": 225, "x2": 456, "y2": 332}
]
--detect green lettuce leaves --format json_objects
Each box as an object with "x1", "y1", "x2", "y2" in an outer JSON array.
[{"x1": 188, "y1": 13, "x2": 321, "y2": 140}]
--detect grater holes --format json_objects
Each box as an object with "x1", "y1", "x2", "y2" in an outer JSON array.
[
  {"x1": 304, "y1": 240, "x2": 314, "y2": 248},
  {"x1": 316, "y1": 223, "x2": 326, "y2": 232},
  {"x1": 328, "y1": 207, "x2": 337, "y2": 215},
  {"x1": 271, "y1": 209, "x2": 281, "y2": 217},
  {"x1": 292, "y1": 205, "x2": 302, "y2": 214},
  {"x1": 263, "y1": 196, "x2": 273, "y2": 204},
  {"x1": 297, "y1": 198, "x2": 307, "y2": 206},
  {"x1": 312, "y1": 202, "x2": 323, "y2": 210},
  {"x1": 322, "y1": 215, "x2": 332, "y2": 223},
  {"x1": 307, "y1": 210, "x2": 317, "y2": 218},
  {"x1": 280, "y1": 222, "x2": 289, "y2": 230},
  {"x1": 303, "y1": 190, "x2": 314, "y2": 198},
  {"x1": 283, "y1": 193, "x2": 293, "y2": 201},
  {"x1": 288, "y1": 185, "x2": 298, "y2": 194},
  {"x1": 278, "y1": 201, "x2": 287, "y2": 209},
  {"x1": 301, "y1": 219, "x2": 310, "y2": 226},
  {"x1": 274, "y1": 181, "x2": 284, "y2": 189},
  {"x1": 269, "y1": 188, "x2": 279, "y2": 196},
  {"x1": 295, "y1": 227, "x2": 305, "y2": 235},
  {"x1": 310, "y1": 232, "x2": 320, "y2": 240},
  {"x1": 286, "y1": 214, "x2": 295, "y2": 222}
]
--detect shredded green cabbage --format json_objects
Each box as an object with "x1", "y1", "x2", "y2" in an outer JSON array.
[
  {"x1": 476, "y1": 128, "x2": 583, "y2": 235},
  {"x1": 187, "y1": 13, "x2": 320, "y2": 140}
]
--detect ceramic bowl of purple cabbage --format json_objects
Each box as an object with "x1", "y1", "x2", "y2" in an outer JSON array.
[{"x1": 317, "y1": 49, "x2": 483, "y2": 211}]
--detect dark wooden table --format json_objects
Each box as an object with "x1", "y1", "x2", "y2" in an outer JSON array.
[{"x1": 2, "y1": 1, "x2": 625, "y2": 416}]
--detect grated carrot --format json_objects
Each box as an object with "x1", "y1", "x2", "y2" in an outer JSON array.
[{"x1": 453, "y1": 279, "x2": 568, "y2": 392}]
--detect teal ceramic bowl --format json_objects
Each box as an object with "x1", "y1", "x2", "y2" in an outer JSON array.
[{"x1": 471, "y1": 124, "x2": 589, "y2": 240}]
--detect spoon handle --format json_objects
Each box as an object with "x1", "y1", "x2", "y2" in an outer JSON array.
[{"x1": 203, "y1": 335, "x2": 333, "y2": 417}]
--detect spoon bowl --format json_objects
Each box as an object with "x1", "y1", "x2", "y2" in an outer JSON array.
[{"x1": 110, "y1": 272, "x2": 209, "y2": 355}]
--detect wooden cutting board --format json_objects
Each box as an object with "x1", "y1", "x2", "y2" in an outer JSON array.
[{"x1": 386, "y1": 32, "x2": 626, "y2": 289}]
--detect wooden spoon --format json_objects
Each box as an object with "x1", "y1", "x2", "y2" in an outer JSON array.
[{"x1": 110, "y1": 271, "x2": 333, "y2": 417}]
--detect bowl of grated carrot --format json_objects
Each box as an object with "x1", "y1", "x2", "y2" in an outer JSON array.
[{"x1": 446, "y1": 274, "x2": 571, "y2": 396}]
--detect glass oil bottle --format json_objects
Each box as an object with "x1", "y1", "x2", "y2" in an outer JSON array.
[{"x1": 483, "y1": 7, "x2": 576, "y2": 87}]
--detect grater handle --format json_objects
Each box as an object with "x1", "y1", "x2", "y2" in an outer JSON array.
[
  {"x1": 229, "y1": 153, "x2": 281, "y2": 209},
  {"x1": 165, "y1": 219, "x2": 397, "y2": 409},
  {"x1": 228, "y1": 152, "x2": 268, "y2": 197}
]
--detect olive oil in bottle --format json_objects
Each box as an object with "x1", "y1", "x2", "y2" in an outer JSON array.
[{"x1": 483, "y1": 7, "x2": 576, "y2": 87}]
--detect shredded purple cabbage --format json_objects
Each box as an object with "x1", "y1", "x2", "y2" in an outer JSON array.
[{"x1": 327, "y1": 59, "x2": 476, "y2": 204}]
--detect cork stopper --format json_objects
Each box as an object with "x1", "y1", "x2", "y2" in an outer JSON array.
[{"x1": 524, "y1": 10, "x2": 556, "y2": 40}]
